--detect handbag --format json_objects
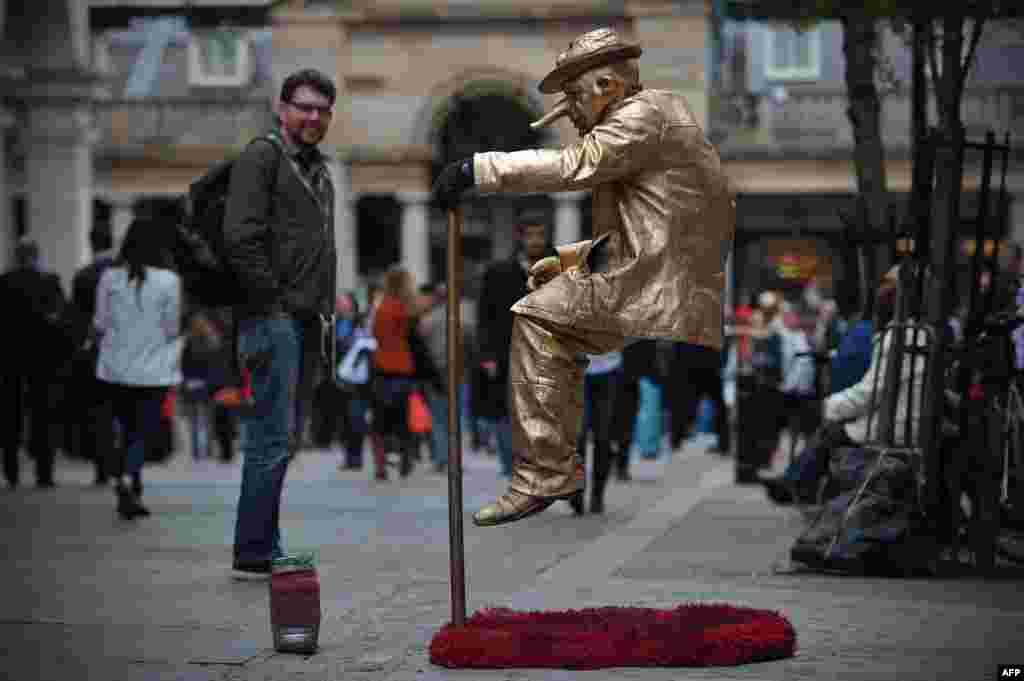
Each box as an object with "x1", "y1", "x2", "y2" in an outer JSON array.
[
  {"x1": 407, "y1": 390, "x2": 432, "y2": 434},
  {"x1": 212, "y1": 386, "x2": 244, "y2": 409},
  {"x1": 161, "y1": 388, "x2": 177, "y2": 421}
]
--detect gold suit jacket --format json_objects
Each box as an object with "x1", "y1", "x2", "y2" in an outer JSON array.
[{"x1": 474, "y1": 89, "x2": 736, "y2": 349}]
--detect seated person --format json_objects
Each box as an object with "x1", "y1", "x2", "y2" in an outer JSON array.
[
  {"x1": 827, "y1": 289, "x2": 875, "y2": 395},
  {"x1": 761, "y1": 267, "x2": 925, "y2": 504}
]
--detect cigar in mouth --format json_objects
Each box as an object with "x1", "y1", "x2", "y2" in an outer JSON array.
[{"x1": 530, "y1": 98, "x2": 572, "y2": 130}]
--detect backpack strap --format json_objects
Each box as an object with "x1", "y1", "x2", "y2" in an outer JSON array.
[
  {"x1": 251, "y1": 133, "x2": 286, "y2": 193},
  {"x1": 225, "y1": 133, "x2": 285, "y2": 377},
  {"x1": 260, "y1": 132, "x2": 329, "y2": 213}
]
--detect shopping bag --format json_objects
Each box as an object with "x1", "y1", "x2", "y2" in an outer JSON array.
[
  {"x1": 408, "y1": 390, "x2": 432, "y2": 434},
  {"x1": 161, "y1": 388, "x2": 177, "y2": 420},
  {"x1": 633, "y1": 377, "x2": 663, "y2": 459},
  {"x1": 212, "y1": 386, "x2": 244, "y2": 409}
]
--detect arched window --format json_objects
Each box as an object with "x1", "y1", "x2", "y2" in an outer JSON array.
[{"x1": 431, "y1": 84, "x2": 553, "y2": 267}]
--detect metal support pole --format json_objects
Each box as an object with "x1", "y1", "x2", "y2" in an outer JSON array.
[
  {"x1": 446, "y1": 207, "x2": 467, "y2": 627},
  {"x1": 982, "y1": 133, "x2": 1012, "y2": 318},
  {"x1": 966, "y1": 131, "x2": 995, "y2": 338}
]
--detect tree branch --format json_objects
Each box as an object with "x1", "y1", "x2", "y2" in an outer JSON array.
[
  {"x1": 958, "y1": 15, "x2": 986, "y2": 95},
  {"x1": 925, "y1": 19, "x2": 940, "y2": 93}
]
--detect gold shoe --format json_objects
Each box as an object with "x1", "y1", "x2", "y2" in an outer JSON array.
[{"x1": 473, "y1": 489, "x2": 560, "y2": 527}]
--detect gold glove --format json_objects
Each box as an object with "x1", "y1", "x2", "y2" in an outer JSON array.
[{"x1": 528, "y1": 255, "x2": 563, "y2": 291}]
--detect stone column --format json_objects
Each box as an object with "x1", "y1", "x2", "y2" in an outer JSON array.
[
  {"x1": 553, "y1": 191, "x2": 586, "y2": 246},
  {"x1": 397, "y1": 191, "x2": 431, "y2": 289},
  {"x1": 0, "y1": 106, "x2": 13, "y2": 273},
  {"x1": 5, "y1": 0, "x2": 107, "y2": 292},
  {"x1": 23, "y1": 103, "x2": 97, "y2": 293},
  {"x1": 110, "y1": 196, "x2": 136, "y2": 254},
  {"x1": 329, "y1": 157, "x2": 358, "y2": 294}
]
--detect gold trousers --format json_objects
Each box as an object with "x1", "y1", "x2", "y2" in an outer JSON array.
[{"x1": 508, "y1": 314, "x2": 626, "y2": 498}]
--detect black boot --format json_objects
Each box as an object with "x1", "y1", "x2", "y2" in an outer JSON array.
[
  {"x1": 568, "y1": 490, "x2": 585, "y2": 516},
  {"x1": 399, "y1": 440, "x2": 415, "y2": 478},
  {"x1": 759, "y1": 476, "x2": 796, "y2": 505},
  {"x1": 589, "y1": 469, "x2": 609, "y2": 514},
  {"x1": 590, "y1": 442, "x2": 614, "y2": 514},
  {"x1": 615, "y1": 451, "x2": 631, "y2": 481},
  {"x1": 116, "y1": 478, "x2": 150, "y2": 519},
  {"x1": 4, "y1": 447, "x2": 18, "y2": 489}
]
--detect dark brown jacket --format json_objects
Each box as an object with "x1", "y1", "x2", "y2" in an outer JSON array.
[{"x1": 223, "y1": 131, "x2": 335, "y2": 320}]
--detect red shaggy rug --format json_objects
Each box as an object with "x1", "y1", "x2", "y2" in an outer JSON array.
[{"x1": 429, "y1": 604, "x2": 797, "y2": 669}]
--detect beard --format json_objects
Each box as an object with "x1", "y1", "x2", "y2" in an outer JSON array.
[
  {"x1": 301, "y1": 127, "x2": 324, "y2": 144},
  {"x1": 292, "y1": 123, "x2": 325, "y2": 147}
]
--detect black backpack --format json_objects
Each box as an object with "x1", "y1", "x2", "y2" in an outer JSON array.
[{"x1": 174, "y1": 134, "x2": 282, "y2": 307}]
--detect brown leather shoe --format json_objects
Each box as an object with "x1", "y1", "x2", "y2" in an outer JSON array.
[{"x1": 473, "y1": 489, "x2": 563, "y2": 527}]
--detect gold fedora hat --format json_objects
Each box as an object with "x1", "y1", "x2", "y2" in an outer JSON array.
[{"x1": 539, "y1": 27, "x2": 642, "y2": 94}]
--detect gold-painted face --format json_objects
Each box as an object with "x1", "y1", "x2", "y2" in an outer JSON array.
[{"x1": 561, "y1": 66, "x2": 627, "y2": 135}]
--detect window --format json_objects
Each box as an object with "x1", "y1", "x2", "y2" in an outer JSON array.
[
  {"x1": 188, "y1": 29, "x2": 251, "y2": 87},
  {"x1": 765, "y1": 24, "x2": 820, "y2": 81}
]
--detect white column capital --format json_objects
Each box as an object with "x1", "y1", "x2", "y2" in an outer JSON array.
[
  {"x1": 22, "y1": 103, "x2": 99, "y2": 147},
  {"x1": 107, "y1": 193, "x2": 138, "y2": 209},
  {"x1": 395, "y1": 190, "x2": 432, "y2": 206},
  {"x1": 551, "y1": 190, "x2": 588, "y2": 204}
]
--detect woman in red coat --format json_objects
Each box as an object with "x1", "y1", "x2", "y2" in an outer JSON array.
[{"x1": 368, "y1": 266, "x2": 430, "y2": 480}]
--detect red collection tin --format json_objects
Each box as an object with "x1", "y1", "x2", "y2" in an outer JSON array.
[{"x1": 269, "y1": 555, "x2": 320, "y2": 654}]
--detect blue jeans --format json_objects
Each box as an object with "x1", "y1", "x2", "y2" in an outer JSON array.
[
  {"x1": 782, "y1": 423, "x2": 855, "y2": 494},
  {"x1": 426, "y1": 388, "x2": 449, "y2": 467},
  {"x1": 182, "y1": 380, "x2": 211, "y2": 460},
  {"x1": 233, "y1": 316, "x2": 306, "y2": 564},
  {"x1": 783, "y1": 444, "x2": 823, "y2": 487},
  {"x1": 344, "y1": 394, "x2": 370, "y2": 465},
  {"x1": 105, "y1": 383, "x2": 167, "y2": 478}
]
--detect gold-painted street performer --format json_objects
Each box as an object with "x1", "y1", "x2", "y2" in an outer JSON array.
[{"x1": 432, "y1": 27, "x2": 736, "y2": 526}]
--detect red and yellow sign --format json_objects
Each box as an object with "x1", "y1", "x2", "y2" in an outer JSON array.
[{"x1": 768, "y1": 254, "x2": 819, "y2": 281}]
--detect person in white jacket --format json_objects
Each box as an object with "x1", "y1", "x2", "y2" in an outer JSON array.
[
  {"x1": 95, "y1": 217, "x2": 184, "y2": 519},
  {"x1": 761, "y1": 269, "x2": 924, "y2": 504}
]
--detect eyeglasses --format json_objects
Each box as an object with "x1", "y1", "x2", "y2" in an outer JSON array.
[{"x1": 288, "y1": 100, "x2": 333, "y2": 117}]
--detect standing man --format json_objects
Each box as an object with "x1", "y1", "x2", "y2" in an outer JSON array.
[
  {"x1": 433, "y1": 27, "x2": 735, "y2": 526},
  {"x1": 70, "y1": 225, "x2": 119, "y2": 485},
  {"x1": 0, "y1": 241, "x2": 70, "y2": 489},
  {"x1": 575, "y1": 349, "x2": 624, "y2": 514},
  {"x1": 224, "y1": 69, "x2": 337, "y2": 577},
  {"x1": 477, "y1": 210, "x2": 556, "y2": 479}
]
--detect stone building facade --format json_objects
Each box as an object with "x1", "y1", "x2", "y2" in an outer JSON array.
[{"x1": 3, "y1": 0, "x2": 1023, "y2": 311}]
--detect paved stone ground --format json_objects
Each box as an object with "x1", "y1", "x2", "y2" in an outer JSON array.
[{"x1": 1, "y1": 432, "x2": 1022, "y2": 681}]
